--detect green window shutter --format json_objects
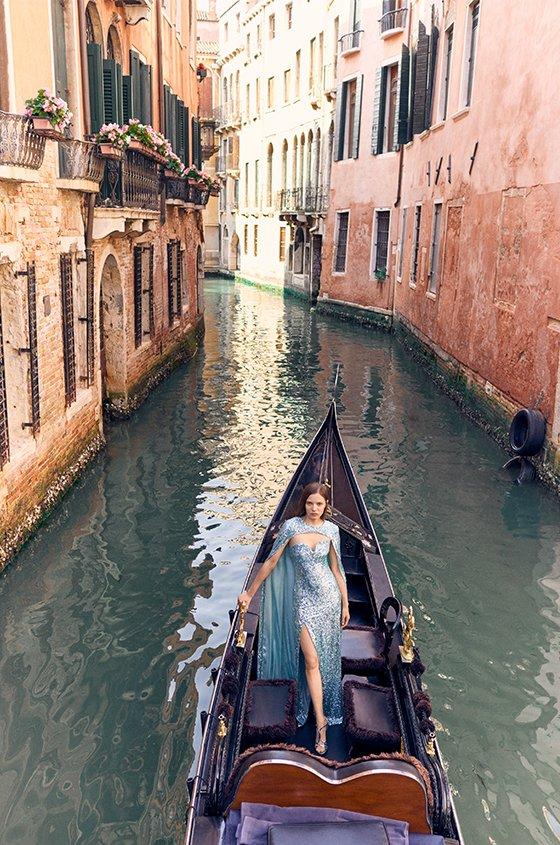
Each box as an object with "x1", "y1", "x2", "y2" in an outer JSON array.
[
  {"x1": 51, "y1": 0, "x2": 68, "y2": 100},
  {"x1": 194, "y1": 118, "x2": 201, "y2": 168},
  {"x1": 87, "y1": 42, "x2": 104, "y2": 132},
  {"x1": 425, "y1": 25, "x2": 439, "y2": 128},
  {"x1": 334, "y1": 82, "x2": 346, "y2": 161},
  {"x1": 371, "y1": 67, "x2": 387, "y2": 155},
  {"x1": 177, "y1": 99, "x2": 186, "y2": 163},
  {"x1": 184, "y1": 106, "x2": 190, "y2": 163},
  {"x1": 191, "y1": 116, "x2": 196, "y2": 166},
  {"x1": 103, "y1": 59, "x2": 123, "y2": 125},
  {"x1": 407, "y1": 47, "x2": 416, "y2": 142},
  {"x1": 397, "y1": 45, "x2": 410, "y2": 146},
  {"x1": 140, "y1": 62, "x2": 152, "y2": 124},
  {"x1": 412, "y1": 22, "x2": 430, "y2": 135},
  {"x1": 122, "y1": 75, "x2": 132, "y2": 123},
  {"x1": 352, "y1": 74, "x2": 363, "y2": 159},
  {"x1": 170, "y1": 93, "x2": 178, "y2": 153},
  {"x1": 130, "y1": 49, "x2": 141, "y2": 119},
  {"x1": 163, "y1": 84, "x2": 171, "y2": 140}
]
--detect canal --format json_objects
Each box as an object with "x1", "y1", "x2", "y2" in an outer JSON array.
[{"x1": 0, "y1": 277, "x2": 559, "y2": 844}]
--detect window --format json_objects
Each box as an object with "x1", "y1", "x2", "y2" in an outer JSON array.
[
  {"x1": 59, "y1": 254, "x2": 76, "y2": 406},
  {"x1": 309, "y1": 38, "x2": 316, "y2": 92},
  {"x1": 384, "y1": 64, "x2": 399, "y2": 152},
  {"x1": 397, "y1": 207, "x2": 408, "y2": 280},
  {"x1": 269, "y1": 14, "x2": 275, "y2": 39},
  {"x1": 334, "y1": 211, "x2": 349, "y2": 273},
  {"x1": 224, "y1": 21, "x2": 229, "y2": 42},
  {"x1": 133, "y1": 245, "x2": 154, "y2": 347},
  {"x1": 335, "y1": 75, "x2": 363, "y2": 160},
  {"x1": 246, "y1": 32, "x2": 250, "y2": 57},
  {"x1": 253, "y1": 224, "x2": 259, "y2": 256},
  {"x1": 372, "y1": 62, "x2": 401, "y2": 155},
  {"x1": 267, "y1": 76, "x2": 275, "y2": 109},
  {"x1": 286, "y1": 3, "x2": 292, "y2": 29},
  {"x1": 255, "y1": 78, "x2": 260, "y2": 116},
  {"x1": 283, "y1": 69, "x2": 291, "y2": 103},
  {"x1": 350, "y1": 0, "x2": 361, "y2": 31},
  {"x1": 244, "y1": 224, "x2": 249, "y2": 253},
  {"x1": 295, "y1": 50, "x2": 301, "y2": 98},
  {"x1": 236, "y1": 12, "x2": 240, "y2": 32},
  {"x1": 254, "y1": 159, "x2": 259, "y2": 206},
  {"x1": 428, "y1": 202, "x2": 443, "y2": 293},
  {"x1": 266, "y1": 144, "x2": 273, "y2": 206},
  {"x1": 279, "y1": 228, "x2": 286, "y2": 261},
  {"x1": 256, "y1": 24, "x2": 262, "y2": 52},
  {"x1": 464, "y1": 2, "x2": 480, "y2": 106},
  {"x1": 333, "y1": 17, "x2": 339, "y2": 75},
  {"x1": 246, "y1": 82, "x2": 250, "y2": 117},
  {"x1": 244, "y1": 162, "x2": 249, "y2": 204},
  {"x1": 371, "y1": 210, "x2": 390, "y2": 278},
  {"x1": 439, "y1": 25, "x2": 453, "y2": 120},
  {"x1": 167, "y1": 240, "x2": 182, "y2": 323},
  {"x1": 410, "y1": 205, "x2": 422, "y2": 286}
]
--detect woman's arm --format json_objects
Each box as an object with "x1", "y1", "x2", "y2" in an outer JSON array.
[
  {"x1": 237, "y1": 541, "x2": 288, "y2": 607},
  {"x1": 329, "y1": 542, "x2": 350, "y2": 627}
]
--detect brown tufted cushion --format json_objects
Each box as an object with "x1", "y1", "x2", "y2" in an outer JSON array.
[
  {"x1": 244, "y1": 679, "x2": 298, "y2": 744},
  {"x1": 341, "y1": 626, "x2": 386, "y2": 675},
  {"x1": 344, "y1": 680, "x2": 401, "y2": 753}
]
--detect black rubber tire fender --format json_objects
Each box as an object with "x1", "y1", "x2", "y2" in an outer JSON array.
[{"x1": 509, "y1": 409, "x2": 546, "y2": 457}]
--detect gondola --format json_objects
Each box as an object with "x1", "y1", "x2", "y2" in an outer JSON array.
[{"x1": 185, "y1": 402, "x2": 464, "y2": 845}]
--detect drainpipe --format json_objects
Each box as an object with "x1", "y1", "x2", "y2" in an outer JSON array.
[
  {"x1": 156, "y1": 0, "x2": 164, "y2": 132},
  {"x1": 77, "y1": 0, "x2": 91, "y2": 136}
]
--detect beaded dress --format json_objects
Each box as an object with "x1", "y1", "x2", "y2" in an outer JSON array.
[{"x1": 257, "y1": 516, "x2": 345, "y2": 726}]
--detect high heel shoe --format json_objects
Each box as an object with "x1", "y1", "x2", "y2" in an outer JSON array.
[{"x1": 315, "y1": 720, "x2": 328, "y2": 755}]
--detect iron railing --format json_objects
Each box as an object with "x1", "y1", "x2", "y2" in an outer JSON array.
[
  {"x1": 0, "y1": 110, "x2": 46, "y2": 169},
  {"x1": 216, "y1": 153, "x2": 239, "y2": 172},
  {"x1": 96, "y1": 148, "x2": 160, "y2": 210},
  {"x1": 59, "y1": 139, "x2": 105, "y2": 182},
  {"x1": 215, "y1": 105, "x2": 241, "y2": 129},
  {"x1": 164, "y1": 175, "x2": 210, "y2": 206},
  {"x1": 339, "y1": 30, "x2": 363, "y2": 53},
  {"x1": 380, "y1": 2, "x2": 407, "y2": 33},
  {"x1": 278, "y1": 186, "x2": 327, "y2": 214}
]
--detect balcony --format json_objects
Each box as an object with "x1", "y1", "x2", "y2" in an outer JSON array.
[
  {"x1": 215, "y1": 105, "x2": 241, "y2": 131},
  {"x1": 164, "y1": 176, "x2": 210, "y2": 207},
  {"x1": 0, "y1": 110, "x2": 46, "y2": 170},
  {"x1": 278, "y1": 186, "x2": 327, "y2": 215},
  {"x1": 96, "y1": 148, "x2": 160, "y2": 211},
  {"x1": 59, "y1": 139, "x2": 105, "y2": 185},
  {"x1": 216, "y1": 152, "x2": 239, "y2": 173},
  {"x1": 339, "y1": 30, "x2": 363, "y2": 55},
  {"x1": 323, "y1": 64, "x2": 337, "y2": 99},
  {"x1": 379, "y1": 2, "x2": 407, "y2": 36}
]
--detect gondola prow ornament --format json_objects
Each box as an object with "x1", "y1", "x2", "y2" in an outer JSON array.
[
  {"x1": 399, "y1": 604, "x2": 416, "y2": 663},
  {"x1": 235, "y1": 601, "x2": 248, "y2": 649}
]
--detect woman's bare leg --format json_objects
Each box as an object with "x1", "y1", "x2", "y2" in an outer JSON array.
[{"x1": 300, "y1": 625, "x2": 327, "y2": 747}]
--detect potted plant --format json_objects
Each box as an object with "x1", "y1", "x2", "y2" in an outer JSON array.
[
  {"x1": 25, "y1": 89, "x2": 72, "y2": 139},
  {"x1": 164, "y1": 151, "x2": 185, "y2": 179},
  {"x1": 374, "y1": 266, "x2": 387, "y2": 281},
  {"x1": 185, "y1": 165, "x2": 201, "y2": 187},
  {"x1": 94, "y1": 124, "x2": 129, "y2": 159}
]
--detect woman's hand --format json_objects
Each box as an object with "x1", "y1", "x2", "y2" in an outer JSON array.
[
  {"x1": 341, "y1": 603, "x2": 350, "y2": 628},
  {"x1": 237, "y1": 591, "x2": 252, "y2": 609}
]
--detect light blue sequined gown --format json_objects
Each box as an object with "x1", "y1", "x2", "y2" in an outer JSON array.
[{"x1": 257, "y1": 516, "x2": 345, "y2": 726}]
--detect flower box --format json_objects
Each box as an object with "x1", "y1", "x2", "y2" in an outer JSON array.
[
  {"x1": 165, "y1": 168, "x2": 182, "y2": 179},
  {"x1": 32, "y1": 117, "x2": 64, "y2": 140},
  {"x1": 97, "y1": 142, "x2": 123, "y2": 160},
  {"x1": 128, "y1": 139, "x2": 146, "y2": 152}
]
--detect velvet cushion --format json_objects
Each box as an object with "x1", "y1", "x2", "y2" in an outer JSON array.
[
  {"x1": 341, "y1": 626, "x2": 386, "y2": 674},
  {"x1": 344, "y1": 680, "x2": 401, "y2": 753},
  {"x1": 268, "y1": 821, "x2": 390, "y2": 844},
  {"x1": 244, "y1": 680, "x2": 297, "y2": 744}
]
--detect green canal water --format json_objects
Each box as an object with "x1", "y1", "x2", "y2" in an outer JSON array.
[{"x1": 0, "y1": 278, "x2": 559, "y2": 845}]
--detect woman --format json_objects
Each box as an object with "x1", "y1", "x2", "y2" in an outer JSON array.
[{"x1": 238, "y1": 482, "x2": 350, "y2": 755}]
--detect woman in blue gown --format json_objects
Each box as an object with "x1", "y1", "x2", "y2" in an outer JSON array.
[{"x1": 238, "y1": 482, "x2": 350, "y2": 755}]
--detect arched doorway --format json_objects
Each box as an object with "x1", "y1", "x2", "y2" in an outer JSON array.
[
  {"x1": 99, "y1": 254, "x2": 125, "y2": 402},
  {"x1": 229, "y1": 233, "x2": 240, "y2": 270},
  {"x1": 293, "y1": 226, "x2": 305, "y2": 275}
]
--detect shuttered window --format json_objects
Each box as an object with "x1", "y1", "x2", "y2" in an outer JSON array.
[
  {"x1": 134, "y1": 245, "x2": 154, "y2": 347},
  {"x1": 167, "y1": 240, "x2": 182, "y2": 323},
  {"x1": 87, "y1": 42, "x2": 104, "y2": 132},
  {"x1": 428, "y1": 202, "x2": 443, "y2": 293},
  {"x1": 439, "y1": 26, "x2": 453, "y2": 121},
  {"x1": 334, "y1": 75, "x2": 363, "y2": 160},
  {"x1": 103, "y1": 58, "x2": 123, "y2": 125},
  {"x1": 465, "y1": 2, "x2": 479, "y2": 107},
  {"x1": 26, "y1": 263, "x2": 40, "y2": 435},
  {"x1": 85, "y1": 249, "x2": 95, "y2": 387},
  {"x1": 122, "y1": 75, "x2": 132, "y2": 122},
  {"x1": 410, "y1": 205, "x2": 422, "y2": 285},
  {"x1": 425, "y1": 24, "x2": 440, "y2": 127},
  {"x1": 412, "y1": 22, "x2": 430, "y2": 135},
  {"x1": 372, "y1": 210, "x2": 390, "y2": 276},
  {"x1": 60, "y1": 253, "x2": 76, "y2": 407},
  {"x1": 0, "y1": 302, "x2": 9, "y2": 467},
  {"x1": 334, "y1": 211, "x2": 349, "y2": 273},
  {"x1": 372, "y1": 61, "x2": 404, "y2": 154},
  {"x1": 129, "y1": 50, "x2": 152, "y2": 122}
]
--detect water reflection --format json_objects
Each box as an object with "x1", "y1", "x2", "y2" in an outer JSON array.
[{"x1": 0, "y1": 278, "x2": 558, "y2": 844}]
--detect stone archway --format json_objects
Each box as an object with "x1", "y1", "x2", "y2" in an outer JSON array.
[{"x1": 99, "y1": 254, "x2": 125, "y2": 401}]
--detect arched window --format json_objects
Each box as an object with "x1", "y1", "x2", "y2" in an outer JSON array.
[
  {"x1": 266, "y1": 143, "x2": 273, "y2": 207},
  {"x1": 107, "y1": 25, "x2": 122, "y2": 64},
  {"x1": 299, "y1": 132, "x2": 305, "y2": 192},
  {"x1": 85, "y1": 3, "x2": 102, "y2": 45},
  {"x1": 292, "y1": 135, "x2": 298, "y2": 189},
  {"x1": 314, "y1": 128, "x2": 322, "y2": 188},
  {"x1": 281, "y1": 140, "x2": 288, "y2": 191},
  {"x1": 306, "y1": 129, "x2": 313, "y2": 188},
  {"x1": 293, "y1": 226, "x2": 305, "y2": 274}
]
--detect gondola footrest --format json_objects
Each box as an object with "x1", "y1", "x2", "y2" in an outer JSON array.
[
  {"x1": 344, "y1": 680, "x2": 401, "y2": 753},
  {"x1": 341, "y1": 626, "x2": 386, "y2": 675},
  {"x1": 244, "y1": 679, "x2": 297, "y2": 744}
]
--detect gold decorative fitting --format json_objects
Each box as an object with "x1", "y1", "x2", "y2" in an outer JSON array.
[
  {"x1": 426, "y1": 733, "x2": 436, "y2": 756},
  {"x1": 217, "y1": 714, "x2": 228, "y2": 739},
  {"x1": 235, "y1": 601, "x2": 247, "y2": 649},
  {"x1": 399, "y1": 604, "x2": 416, "y2": 663}
]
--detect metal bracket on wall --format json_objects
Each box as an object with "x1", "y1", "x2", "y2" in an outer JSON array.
[
  {"x1": 434, "y1": 156, "x2": 443, "y2": 185},
  {"x1": 447, "y1": 154, "x2": 452, "y2": 183},
  {"x1": 469, "y1": 141, "x2": 479, "y2": 175},
  {"x1": 426, "y1": 161, "x2": 431, "y2": 186}
]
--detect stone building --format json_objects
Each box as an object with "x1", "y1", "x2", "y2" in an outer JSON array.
[
  {"x1": 320, "y1": 0, "x2": 560, "y2": 478},
  {"x1": 215, "y1": 0, "x2": 342, "y2": 297},
  {"x1": 197, "y1": 0, "x2": 220, "y2": 271},
  {"x1": 0, "y1": 0, "x2": 207, "y2": 567}
]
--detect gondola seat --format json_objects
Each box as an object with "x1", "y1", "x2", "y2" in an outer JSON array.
[
  {"x1": 244, "y1": 679, "x2": 297, "y2": 744},
  {"x1": 344, "y1": 679, "x2": 401, "y2": 754},
  {"x1": 341, "y1": 625, "x2": 386, "y2": 675}
]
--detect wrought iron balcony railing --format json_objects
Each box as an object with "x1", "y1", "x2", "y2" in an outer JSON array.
[
  {"x1": 96, "y1": 148, "x2": 160, "y2": 211},
  {"x1": 380, "y1": 2, "x2": 407, "y2": 34},
  {"x1": 278, "y1": 186, "x2": 327, "y2": 214},
  {"x1": 216, "y1": 153, "x2": 239, "y2": 172},
  {"x1": 215, "y1": 105, "x2": 241, "y2": 129},
  {"x1": 164, "y1": 175, "x2": 210, "y2": 206},
  {"x1": 59, "y1": 139, "x2": 105, "y2": 182},
  {"x1": 339, "y1": 29, "x2": 363, "y2": 54},
  {"x1": 0, "y1": 110, "x2": 46, "y2": 169}
]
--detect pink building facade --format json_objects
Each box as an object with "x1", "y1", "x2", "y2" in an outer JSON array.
[{"x1": 320, "y1": 0, "x2": 560, "y2": 477}]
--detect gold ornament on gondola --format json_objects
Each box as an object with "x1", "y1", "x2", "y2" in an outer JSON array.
[
  {"x1": 399, "y1": 604, "x2": 416, "y2": 663},
  {"x1": 217, "y1": 714, "x2": 228, "y2": 740},
  {"x1": 235, "y1": 601, "x2": 247, "y2": 649}
]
